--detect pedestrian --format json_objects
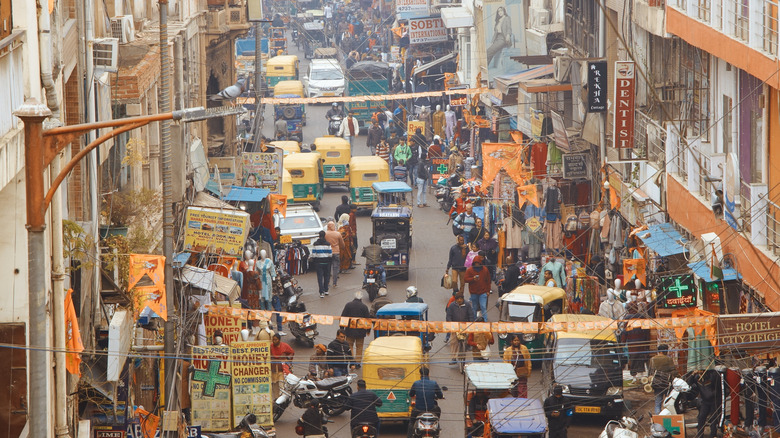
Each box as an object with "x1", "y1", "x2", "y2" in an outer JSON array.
[
  {"x1": 467, "y1": 217, "x2": 488, "y2": 246},
  {"x1": 311, "y1": 231, "x2": 333, "y2": 298},
  {"x1": 499, "y1": 254, "x2": 520, "y2": 297},
  {"x1": 370, "y1": 288, "x2": 393, "y2": 316},
  {"x1": 649, "y1": 344, "x2": 677, "y2": 414},
  {"x1": 324, "y1": 221, "x2": 345, "y2": 287},
  {"x1": 335, "y1": 194, "x2": 351, "y2": 219},
  {"x1": 298, "y1": 400, "x2": 326, "y2": 438},
  {"x1": 464, "y1": 242, "x2": 480, "y2": 268},
  {"x1": 476, "y1": 230, "x2": 499, "y2": 279},
  {"x1": 275, "y1": 117, "x2": 288, "y2": 140},
  {"x1": 393, "y1": 139, "x2": 412, "y2": 167},
  {"x1": 544, "y1": 385, "x2": 573, "y2": 438},
  {"x1": 326, "y1": 329, "x2": 357, "y2": 377},
  {"x1": 502, "y1": 335, "x2": 531, "y2": 396},
  {"x1": 376, "y1": 139, "x2": 390, "y2": 164},
  {"x1": 448, "y1": 191, "x2": 466, "y2": 219},
  {"x1": 308, "y1": 344, "x2": 331, "y2": 380},
  {"x1": 407, "y1": 366, "x2": 444, "y2": 438},
  {"x1": 445, "y1": 294, "x2": 474, "y2": 365},
  {"x1": 349, "y1": 204, "x2": 358, "y2": 263},
  {"x1": 543, "y1": 270, "x2": 556, "y2": 287},
  {"x1": 453, "y1": 202, "x2": 477, "y2": 237},
  {"x1": 446, "y1": 234, "x2": 468, "y2": 293},
  {"x1": 367, "y1": 119, "x2": 383, "y2": 155},
  {"x1": 393, "y1": 159, "x2": 408, "y2": 182},
  {"x1": 467, "y1": 317, "x2": 494, "y2": 360},
  {"x1": 341, "y1": 291, "x2": 371, "y2": 363},
  {"x1": 428, "y1": 136, "x2": 443, "y2": 158},
  {"x1": 696, "y1": 369, "x2": 722, "y2": 438},
  {"x1": 338, "y1": 111, "x2": 360, "y2": 148},
  {"x1": 415, "y1": 159, "x2": 429, "y2": 207},
  {"x1": 270, "y1": 333, "x2": 294, "y2": 399},
  {"x1": 347, "y1": 379, "x2": 382, "y2": 433},
  {"x1": 337, "y1": 214, "x2": 354, "y2": 272},
  {"x1": 464, "y1": 255, "x2": 491, "y2": 321}
]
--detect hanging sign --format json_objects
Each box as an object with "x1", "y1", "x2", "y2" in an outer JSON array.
[
  {"x1": 717, "y1": 313, "x2": 780, "y2": 350},
  {"x1": 550, "y1": 111, "x2": 571, "y2": 153},
  {"x1": 562, "y1": 153, "x2": 588, "y2": 179},
  {"x1": 408, "y1": 17, "x2": 447, "y2": 44},
  {"x1": 587, "y1": 61, "x2": 608, "y2": 112},
  {"x1": 231, "y1": 342, "x2": 273, "y2": 428},
  {"x1": 190, "y1": 346, "x2": 232, "y2": 431},
  {"x1": 613, "y1": 61, "x2": 636, "y2": 148},
  {"x1": 396, "y1": 0, "x2": 430, "y2": 19},
  {"x1": 430, "y1": 158, "x2": 449, "y2": 181},
  {"x1": 657, "y1": 274, "x2": 697, "y2": 309},
  {"x1": 183, "y1": 207, "x2": 250, "y2": 256},
  {"x1": 240, "y1": 151, "x2": 283, "y2": 193}
]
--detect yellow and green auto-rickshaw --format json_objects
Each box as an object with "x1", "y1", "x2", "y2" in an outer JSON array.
[
  {"x1": 497, "y1": 284, "x2": 567, "y2": 360},
  {"x1": 363, "y1": 336, "x2": 424, "y2": 425},
  {"x1": 269, "y1": 140, "x2": 301, "y2": 156},
  {"x1": 349, "y1": 156, "x2": 390, "y2": 209},
  {"x1": 266, "y1": 55, "x2": 300, "y2": 90},
  {"x1": 283, "y1": 152, "x2": 323, "y2": 211},
  {"x1": 282, "y1": 168, "x2": 293, "y2": 199},
  {"x1": 313, "y1": 136, "x2": 352, "y2": 186}
]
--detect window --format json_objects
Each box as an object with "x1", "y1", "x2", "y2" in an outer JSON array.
[
  {"x1": 722, "y1": 95, "x2": 733, "y2": 154},
  {"x1": 0, "y1": 45, "x2": 23, "y2": 135},
  {"x1": 680, "y1": 44, "x2": 710, "y2": 141},
  {"x1": 751, "y1": 108, "x2": 764, "y2": 183},
  {"x1": 326, "y1": 151, "x2": 340, "y2": 158},
  {"x1": 565, "y1": 0, "x2": 599, "y2": 56},
  {"x1": 290, "y1": 169, "x2": 304, "y2": 178},
  {"x1": 0, "y1": 0, "x2": 11, "y2": 40},
  {"x1": 362, "y1": 172, "x2": 379, "y2": 181},
  {"x1": 376, "y1": 367, "x2": 406, "y2": 380}
]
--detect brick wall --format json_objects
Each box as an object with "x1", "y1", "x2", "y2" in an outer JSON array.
[
  {"x1": 115, "y1": 45, "x2": 162, "y2": 103},
  {"x1": 64, "y1": 73, "x2": 84, "y2": 221}
]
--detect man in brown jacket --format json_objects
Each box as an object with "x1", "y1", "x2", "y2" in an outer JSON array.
[{"x1": 464, "y1": 255, "x2": 491, "y2": 321}]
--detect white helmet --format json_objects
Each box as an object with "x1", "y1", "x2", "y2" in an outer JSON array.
[
  {"x1": 406, "y1": 286, "x2": 418, "y2": 298},
  {"x1": 378, "y1": 287, "x2": 388, "y2": 297}
]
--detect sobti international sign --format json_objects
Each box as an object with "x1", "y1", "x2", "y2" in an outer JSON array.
[{"x1": 409, "y1": 17, "x2": 447, "y2": 44}]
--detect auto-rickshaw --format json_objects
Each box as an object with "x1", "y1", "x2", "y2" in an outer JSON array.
[
  {"x1": 497, "y1": 284, "x2": 567, "y2": 359},
  {"x1": 283, "y1": 152, "x2": 323, "y2": 211},
  {"x1": 371, "y1": 206, "x2": 412, "y2": 280},
  {"x1": 266, "y1": 55, "x2": 299, "y2": 90},
  {"x1": 269, "y1": 27, "x2": 287, "y2": 56},
  {"x1": 313, "y1": 136, "x2": 351, "y2": 186},
  {"x1": 362, "y1": 335, "x2": 424, "y2": 425},
  {"x1": 349, "y1": 156, "x2": 390, "y2": 208},
  {"x1": 483, "y1": 398, "x2": 547, "y2": 438},
  {"x1": 273, "y1": 80, "x2": 306, "y2": 141},
  {"x1": 374, "y1": 303, "x2": 431, "y2": 351},
  {"x1": 269, "y1": 140, "x2": 300, "y2": 156},
  {"x1": 302, "y1": 21, "x2": 328, "y2": 59},
  {"x1": 463, "y1": 362, "x2": 518, "y2": 438},
  {"x1": 282, "y1": 168, "x2": 293, "y2": 199},
  {"x1": 372, "y1": 181, "x2": 413, "y2": 207}
]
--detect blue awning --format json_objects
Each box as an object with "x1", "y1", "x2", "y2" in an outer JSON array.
[
  {"x1": 688, "y1": 261, "x2": 742, "y2": 283},
  {"x1": 636, "y1": 223, "x2": 689, "y2": 257},
  {"x1": 222, "y1": 186, "x2": 270, "y2": 203}
]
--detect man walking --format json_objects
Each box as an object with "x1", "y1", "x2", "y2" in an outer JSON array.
[
  {"x1": 544, "y1": 385, "x2": 572, "y2": 438},
  {"x1": 453, "y1": 202, "x2": 477, "y2": 237},
  {"x1": 338, "y1": 111, "x2": 360, "y2": 148},
  {"x1": 326, "y1": 329, "x2": 356, "y2": 377},
  {"x1": 445, "y1": 294, "x2": 474, "y2": 365},
  {"x1": 324, "y1": 221, "x2": 345, "y2": 287},
  {"x1": 367, "y1": 119, "x2": 383, "y2": 155},
  {"x1": 649, "y1": 344, "x2": 677, "y2": 414},
  {"x1": 415, "y1": 158, "x2": 430, "y2": 208},
  {"x1": 311, "y1": 231, "x2": 332, "y2": 298},
  {"x1": 502, "y1": 335, "x2": 531, "y2": 397},
  {"x1": 464, "y1": 256, "x2": 491, "y2": 321},
  {"x1": 335, "y1": 194, "x2": 351, "y2": 219},
  {"x1": 341, "y1": 291, "x2": 371, "y2": 363},
  {"x1": 446, "y1": 234, "x2": 468, "y2": 293}
]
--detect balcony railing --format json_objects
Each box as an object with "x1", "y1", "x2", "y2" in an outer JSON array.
[
  {"x1": 767, "y1": 199, "x2": 780, "y2": 255},
  {"x1": 763, "y1": 0, "x2": 779, "y2": 55}
]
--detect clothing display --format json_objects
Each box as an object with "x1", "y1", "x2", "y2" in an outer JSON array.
[
  {"x1": 503, "y1": 216, "x2": 523, "y2": 249},
  {"x1": 539, "y1": 259, "x2": 566, "y2": 289},
  {"x1": 444, "y1": 109, "x2": 457, "y2": 142},
  {"x1": 432, "y1": 109, "x2": 445, "y2": 138},
  {"x1": 568, "y1": 276, "x2": 600, "y2": 314},
  {"x1": 544, "y1": 219, "x2": 563, "y2": 252}
]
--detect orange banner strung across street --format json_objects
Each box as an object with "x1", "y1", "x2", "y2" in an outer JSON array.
[{"x1": 235, "y1": 86, "x2": 490, "y2": 106}]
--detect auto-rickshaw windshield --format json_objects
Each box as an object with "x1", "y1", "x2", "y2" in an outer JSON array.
[
  {"x1": 554, "y1": 338, "x2": 620, "y2": 368},
  {"x1": 505, "y1": 302, "x2": 538, "y2": 322},
  {"x1": 374, "y1": 219, "x2": 408, "y2": 232}
]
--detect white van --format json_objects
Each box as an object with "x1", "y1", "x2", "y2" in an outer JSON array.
[{"x1": 303, "y1": 59, "x2": 345, "y2": 98}]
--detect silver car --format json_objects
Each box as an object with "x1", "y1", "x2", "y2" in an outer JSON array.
[{"x1": 278, "y1": 205, "x2": 325, "y2": 248}]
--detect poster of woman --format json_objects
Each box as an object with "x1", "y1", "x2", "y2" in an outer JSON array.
[{"x1": 482, "y1": 0, "x2": 526, "y2": 80}]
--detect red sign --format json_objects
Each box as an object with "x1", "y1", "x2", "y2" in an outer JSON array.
[{"x1": 613, "y1": 61, "x2": 635, "y2": 149}]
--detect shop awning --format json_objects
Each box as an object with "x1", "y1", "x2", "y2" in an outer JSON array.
[
  {"x1": 222, "y1": 186, "x2": 270, "y2": 203},
  {"x1": 413, "y1": 52, "x2": 458, "y2": 76},
  {"x1": 494, "y1": 65, "x2": 554, "y2": 94},
  {"x1": 441, "y1": 7, "x2": 473, "y2": 28},
  {"x1": 688, "y1": 261, "x2": 742, "y2": 283},
  {"x1": 636, "y1": 223, "x2": 689, "y2": 257}
]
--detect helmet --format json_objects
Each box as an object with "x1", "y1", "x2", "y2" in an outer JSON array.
[
  {"x1": 406, "y1": 286, "x2": 418, "y2": 298},
  {"x1": 332, "y1": 102, "x2": 338, "y2": 107},
  {"x1": 378, "y1": 287, "x2": 388, "y2": 297}
]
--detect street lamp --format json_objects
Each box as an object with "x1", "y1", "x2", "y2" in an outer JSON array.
[{"x1": 14, "y1": 99, "x2": 245, "y2": 437}]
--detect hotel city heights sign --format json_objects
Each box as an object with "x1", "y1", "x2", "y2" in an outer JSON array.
[
  {"x1": 613, "y1": 61, "x2": 636, "y2": 149},
  {"x1": 408, "y1": 17, "x2": 448, "y2": 44}
]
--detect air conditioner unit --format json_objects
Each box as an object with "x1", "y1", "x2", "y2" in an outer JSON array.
[
  {"x1": 110, "y1": 15, "x2": 135, "y2": 44},
  {"x1": 701, "y1": 232, "x2": 723, "y2": 264},
  {"x1": 93, "y1": 38, "x2": 119, "y2": 73},
  {"x1": 553, "y1": 55, "x2": 572, "y2": 82}
]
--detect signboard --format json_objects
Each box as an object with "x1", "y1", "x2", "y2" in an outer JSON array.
[
  {"x1": 408, "y1": 120, "x2": 426, "y2": 137},
  {"x1": 718, "y1": 313, "x2": 780, "y2": 350},
  {"x1": 231, "y1": 342, "x2": 273, "y2": 428},
  {"x1": 241, "y1": 151, "x2": 283, "y2": 193},
  {"x1": 613, "y1": 61, "x2": 636, "y2": 149},
  {"x1": 408, "y1": 17, "x2": 447, "y2": 44},
  {"x1": 396, "y1": 0, "x2": 430, "y2": 19},
  {"x1": 209, "y1": 157, "x2": 238, "y2": 188},
  {"x1": 204, "y1": 313, "x2": 246, "y2": 346},
  {"x1": 183, "y1": 207, "x2": 250, "y2": 256},
  {"x1": 191, "y1": 346, "x2": 232, "y2": 431},
  {"x1": 481, "y1": 0, "x2": 524, "y2": 80},
  {"x1": 587, "y1": 61, "x2": 608, "y2": 112},
  {"x1": 450, "y1": 96, "x2": 467, "y2": 106},
  {"x1": 657, "y1": 274, "x2": 697, "y2": 309},
  {"x1": 430, "y1": 158, "x2": 449, "y2": 181},
  {"x1": 530, "y1": 109, "x2": 544, "y2": 140},
  {"x1": 99, "y1": 425, "x2": 201, "y2": 438},
  {"x1": 550, "y1": 111, "x2": 571, "y2": 153},
  {"x1": 381, "y1": 238, "x2": 397, "y2": 250},
  {"x1": 562, "y1": 153, "x2": 588, "y2": 179},
  {"x1": 652, "y1": 415, "x2": 685, "y2": 437}
]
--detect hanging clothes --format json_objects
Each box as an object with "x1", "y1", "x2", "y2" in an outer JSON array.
[
  {"x1": 257, "y1": 257, "x2": 276, "y2": 302},
  {"x1": 544, "y1": 219, "x2": 563, "y2": 252},
  {"x1": 531, "y1": 143, "x2": 548, "y2": 177},
  {"x1": 608, "y1": 211, "x2": 625, "y2": 247},
  {"x1": 538, "y1": 259, "x2": 566, "y2": 289},
  {"x1": 544, "y1": 185, "x2": 562, "y2": 216},
  {"x1": 503, "y1": 216, "x2": 523, "y2": 249}
]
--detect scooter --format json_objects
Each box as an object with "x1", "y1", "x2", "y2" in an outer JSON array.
[
  {"x1": 203, "y1": 413, "x2": 273, "y2": 438},
  {"x1": 599, "y1": 416, "x2": 640, "y2": 438},
  {"x1": 412, "y1": 412, "x2": 441, "y2": 438},
  {"x1": 281, "y1": 276, "x2": 318, "y2": 346},
  {"x1": 328, "y1": 115, "x2": 343, "y2": 136},
  {"x1": 351, "y1": 423, "x2": 378, "y2": 438},
  {"x1": 273, "y1": 372, "x2": 356, "y2": 421},
  {"x1": 362, "y1": 265, "x2": 383, "y2": 301}
]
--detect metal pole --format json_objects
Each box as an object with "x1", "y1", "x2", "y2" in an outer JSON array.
[
  {"x1": 158, "y1": 0, "x2": 178, "y2": 431},
  {"x1": 598, "y1": 0, "x2": 607, "y2": 165},
  {"x1": 251, "y1": 21, "x2": 264, "y2": 145}
]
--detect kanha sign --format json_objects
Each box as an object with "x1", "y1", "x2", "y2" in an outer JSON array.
[
  {"x1": 409, "y1": 18, "x2": 447, "y2": 44},
  {"x1": 612, "y1": 61, "x2": 635, "y2": 149}
]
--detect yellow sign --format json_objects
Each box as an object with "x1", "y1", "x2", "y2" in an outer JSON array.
[
  {"x1": 204, "y1": 313, "x2": 247, "y2": 346},
  {"x1": 184, "y1": 207, "x2": 250, "y2": 256},
  {"x1": 191, "y1": 345, "x2": 232, "y2": 432},
  {"x1": 231, "y1": 342, "x2": 273, "y2": 427},
  {"x1": 279, "y1": 234, "x2": 293, "y2": 244},
  {"x1": 408, "y1": 120, "x2": 425, "y2": 137}
]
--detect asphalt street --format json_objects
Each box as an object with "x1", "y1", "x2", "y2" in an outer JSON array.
[{"x1": 258, "y1": 40, "x2": 607, "y2": 438}]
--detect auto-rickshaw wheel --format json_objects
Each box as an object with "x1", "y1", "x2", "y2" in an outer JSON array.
[{"x1": 312, "y1": 200, "x2": 321, "y2": 211}]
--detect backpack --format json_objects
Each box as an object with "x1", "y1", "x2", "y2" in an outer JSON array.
[
  {"x1": 651, "y1": 370, "x2": 672, "y2": 392},
  {"x1": 452, "y1": 213, "x2": 464, "y2": 235}
]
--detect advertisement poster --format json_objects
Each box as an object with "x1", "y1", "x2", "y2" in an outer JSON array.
[
  {"x1": 408, "y1": 120, "x2": 426, "y2": 137},
  {"x1": 429, "y1": 158, "x2": 449, "y2": 181},
  {"x1": 396, "y1": 0, "x2": 429, "y2": 20},
  {"x1": 231, "y1": 342, "x2": 273, "y2": 428},
  {"x1": 408, "y1": 17, "x2": 447, "y2": 44},
  {"x1": 184, "y1": 207, "x2": 250, "y2": 256},
  {"x1": 482, "y1": 0, "x2": 526, "y2": 80},
  {"x1": 241, "y1": 151, "x2": 283, "y2": 193},
  {"x1": 191, "y1": 346, "x2": 232, "y2": 432},
  {"x1": 587, "y1": 61, "x2": 608, "y2": 112},
  {"x1": 204, "y1": 313, "x2": 246, "y2": 346},
  {"x1": 209, "y1": 157, "x2": 238, "y2": 188}
]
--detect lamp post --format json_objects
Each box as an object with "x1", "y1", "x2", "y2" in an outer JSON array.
[{"x1": 13, "y1": 99, "x2": 244, "y2": 435}]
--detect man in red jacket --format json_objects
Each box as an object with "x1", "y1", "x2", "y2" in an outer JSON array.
[{"x1": 464, "y1": 256, "x2": 491, "y2": 321}]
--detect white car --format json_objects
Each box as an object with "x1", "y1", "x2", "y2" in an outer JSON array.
[
  {"x1": 278, "y1": 205, "x2": 325, "y2": 248},
  {"x1": 303, "y1": 59, "x2": 345, "y2": 98}
]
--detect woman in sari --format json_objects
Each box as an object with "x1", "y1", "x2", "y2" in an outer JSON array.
[{"x1": 338, "y1": 213, "x2": 353, "y2": 272}]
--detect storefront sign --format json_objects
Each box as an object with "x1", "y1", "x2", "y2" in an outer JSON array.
[
  {"x1": 231, "y1": 342, "x2": 273, "y2": 428},
  {"x1": 204, "y1": 313, "x2": 246, "y2": 346},
  {"x1": 613, "y1": 61, "x2": 636, "y2": 148},
  {"x1": 657, "y1": 274, "x2": 697, "y2": 309},
  {"x1": 430, "y1": 158, "x2": 449, "y2": 181},
  {"x1": 450, "y1": 96, "x2": 467, "y2": 106},
  {"x1": 587, "y1": 61, "x2": 607, "y2": 112},
  {"x1": 408, "y1": 17, "x2": 447, "y2": 44},
  {"x1": 115, "y1": 425, "x2": 201, "y2": 438},
  {"x1": 562, "y1": 153, "x2": 588, "y2": 179},
  {"x1": 191, "y1": 346, "x2": 232, "y2": 432},
  {"x1": 408, "y1": 120, "x2": 425, "y2": 137},
  {"x1": 240, "y1": 151, "x2": 283, "y2": 193},
  {"x1": 183, "y1": 207, "x2": 250, "y2": 256},
  {"x1": 718, "y1": 313, "x2": 780, "y2": 350},
  {"x1": 209, "y1": 157, "x2": 238, "y2": 188},
  {"x1": 396, "y1": 0, "x2": 429, "y2": 19},
  {"x1": 550, "y1": 111, "x2": 570, "y2": 153}
]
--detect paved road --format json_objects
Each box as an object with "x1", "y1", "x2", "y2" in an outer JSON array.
[{"x1": 259, "y1": 38, "x2": 608, "y2": 438}]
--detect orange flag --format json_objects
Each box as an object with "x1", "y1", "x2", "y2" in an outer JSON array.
[
  {"x1": 517, "y1": 184, "x2": 539, "y2": 208},
  {"x1": 65, "y1": 289, "x2": 84, "y2": 376},
  {"x1": 482, "y1": 143, "x2": 522, "y2": 187},
  {"x1": 134, "y1": 407, "x2": 160, "y2": 438},
  {"x1": 622, "y1": 258, "x2": 646, "y2": 287},
  {"x1": 128, "y1": 255, "x2": 168, "y2": 321},
  {"x1": 269, "y1": 194, "x2": 288, "y2": 217}
]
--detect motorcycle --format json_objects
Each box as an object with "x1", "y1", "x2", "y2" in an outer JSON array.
[
  {"x1": 351, "y1": 423, "x2": 378, "y2": 438},
  {"x1": 412, "y1": 412, "x2": 441, "y2": 438},
  {"x1": 203, "y1": 413, "x2": 272, "y2": 438},
  {"x1": 362, "y1": 265, "x2": 383, "y2": 302},
  {"x1": 273, "y1": 372, "x2": 356, "y2": 421},
  {"x1": 287, "y1": 297, "x2": 318, "y2": 347},
  {"x1": 328, "y1": 115, "x2": 343, "y2": 136},
  {"x1": 658, "y1": 377, "x2": 692, "y2": 416},
  {"x1": 599, "y1": 416, "x2": 641, "y2": 438},
  {"x1": 497, "y1": 263, "x2": 539, "y2": 295}
]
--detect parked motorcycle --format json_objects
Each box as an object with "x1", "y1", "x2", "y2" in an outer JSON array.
[
  {"x1": 203, "y1": 413, "x2": 272, "y2": 438},
  {"x1": 411, "y1": 412, "x2": 441, "y2": 438},
  {"x1": 362, "y1": 265, "x2": 383, "y2": 301},
  {"x1": 351, "y1": 423, "x2": 378, "y2": 438},
  {"x1": 658, "y1": 377, "x2": 691, "y2": 416},
  {"x1": 273, "y1": 373, "x2": 356, "y2": 421},
  {"x1": 328, "y1": 115, "x2": 343, "y2": 136},
  {"x1": 599, "y1": 416, "x2": 641, "y2": 438}
]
